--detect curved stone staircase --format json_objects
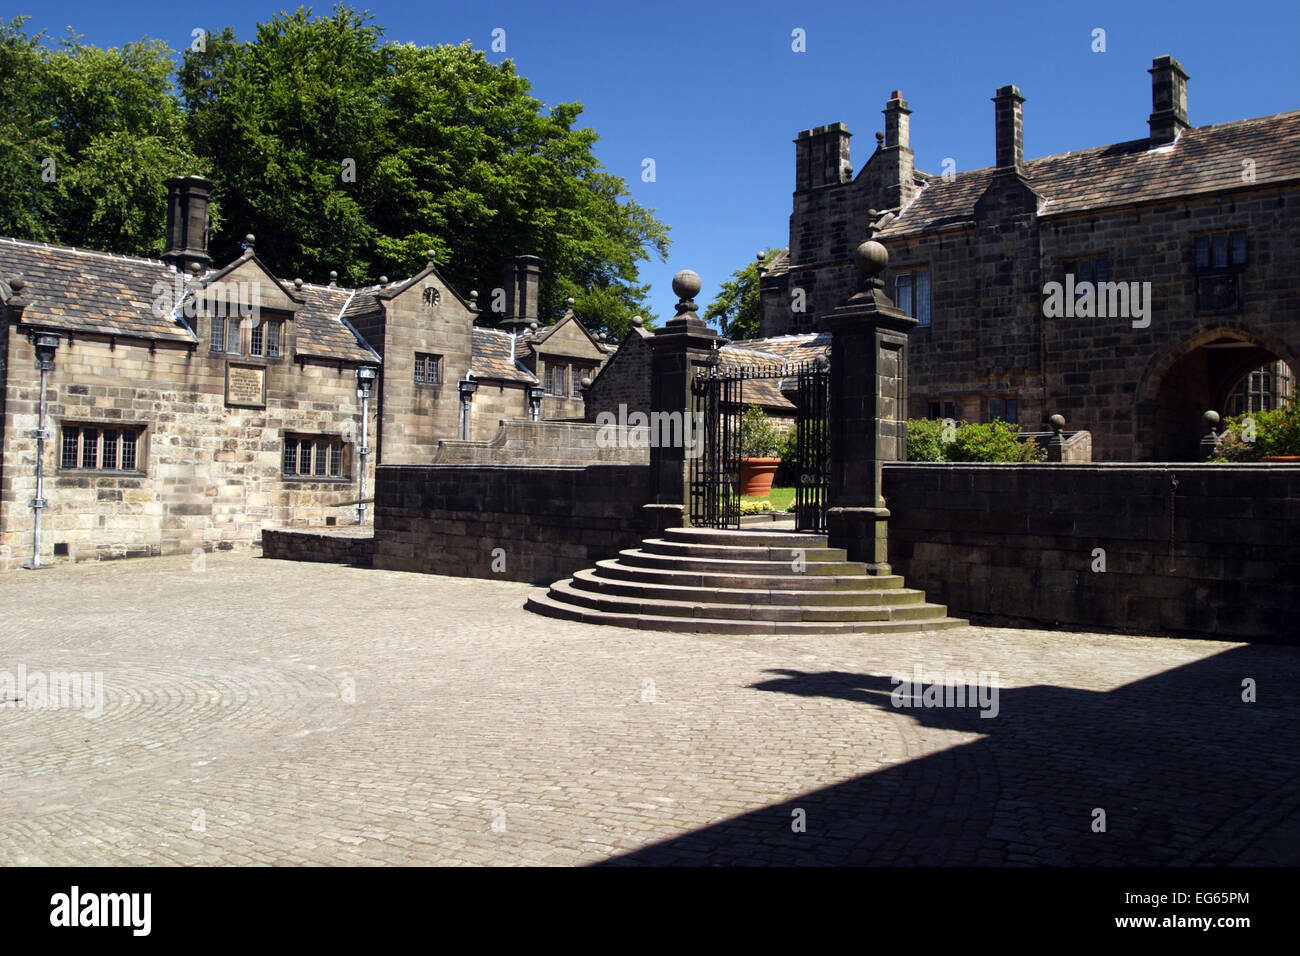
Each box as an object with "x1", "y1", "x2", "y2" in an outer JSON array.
[{"x1": 525, "y1": 526, "x2": 967, "y2": 634}]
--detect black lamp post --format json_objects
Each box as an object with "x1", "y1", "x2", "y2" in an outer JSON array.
[{"x1": 23, "y1": 331, "x2": 60, "y2": 569}]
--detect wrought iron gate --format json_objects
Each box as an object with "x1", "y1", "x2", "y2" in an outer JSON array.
[{"x1": 688, "y1": 356, "x2": 830, "y2": 531}]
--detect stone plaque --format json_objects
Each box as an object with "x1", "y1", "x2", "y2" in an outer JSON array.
[{"x1": 226, "y1": 363, "x2": 266, "y2": 408}]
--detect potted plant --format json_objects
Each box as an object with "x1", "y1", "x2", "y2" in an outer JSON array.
[{"x1": 738, "y1": 405, "x2": 783, "y2": 498}]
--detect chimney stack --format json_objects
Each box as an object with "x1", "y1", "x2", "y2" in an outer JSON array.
[
  {"x1": 500, "y1": 254, "x2": 544, "y2": 334},
  {"x1": 1148, "y1": 55, "x2": 1190, "y2": 146},
  {"x1": 794, "y1": 123, "x2": 853, "y2": 191},
  {"x1": 162, "y1": 175, "x2": 212, "y2": 272},
  {"x1": 992, "y1": 85, "x2": 1025, "y2": 172},
  {"x1": 877, "y1": 91, "x2": 916, "y2": 209}
]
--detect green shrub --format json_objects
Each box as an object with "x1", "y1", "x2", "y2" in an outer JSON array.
[
  {"x1": 905, "y1": 418, "x2": 1045, "y2": 463},
  {"x1": 1216, "y1": 402, "x2": 1300, "y2": 461},
  {"x1": 739, "y1": 405, "x2": 782, "y2": 458}
]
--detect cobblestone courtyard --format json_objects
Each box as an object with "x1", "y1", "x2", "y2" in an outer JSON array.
[{"x1": 1, "y1": 552, "x2": 1296, "y2": 866}]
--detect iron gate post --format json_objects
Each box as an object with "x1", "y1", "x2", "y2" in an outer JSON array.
[{"x1": 825, "y1": 240, "x2": 916, "y2": 573}]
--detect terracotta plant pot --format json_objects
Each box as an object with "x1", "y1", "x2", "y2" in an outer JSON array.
[{"x1": 739, "y1": 458, "x2": 781, "y2": 498}]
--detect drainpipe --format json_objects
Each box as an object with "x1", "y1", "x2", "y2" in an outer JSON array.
[
  {"x1": 355, "y1": 366, "x2": 377, "y2": 525},
  {"x1": 23, "y1": 331, "x2": 61, "y2": 569}
]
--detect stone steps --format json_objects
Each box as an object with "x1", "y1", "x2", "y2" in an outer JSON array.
[{"x1": 524, "y1": 526, "x2": 966, "y2": 635}]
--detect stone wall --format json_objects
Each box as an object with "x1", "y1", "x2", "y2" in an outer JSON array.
[
  {"x1": 882, "y1": 462, "x2": 1300, "y2": 640},
  {"x1": 584, "y1": 328, "x2": 652, "y2": 422},
  {"x1": 262, "y1": 527, "x2": 372, "y2": 566},
  {"x1": 0, "y1": 327, "x2": 376, "y2": 567},
  {"x1": 434, "y1": 419, "x2": 646, "y2": 466},
  {"x1": 372, "y1": 464, "x2": 651, "y2": 584}
]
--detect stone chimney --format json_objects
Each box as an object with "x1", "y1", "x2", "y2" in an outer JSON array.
[
  {"x1": 161, "y1": 175, "x2": 213, "y2": 272},
  {"x1": 1148, "y1": 55, "x2": 1190, "y2": 146},
  {"x1": 879, "y1": 91, "x2": 916, "y2": 209},
  {"x1": 795, "y1": 123, "x2": 853, "y2": 191},
  {"x1": 993, "y1": 85, "x2": 1025, "y2": 172},
  {"x1": 499, "y1": 254, "x2": 543, "y2": 334}
]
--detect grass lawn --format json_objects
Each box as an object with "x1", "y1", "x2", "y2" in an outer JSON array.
[{"x1": 742, "y1": 485, "x2": 795, "y2": 512}]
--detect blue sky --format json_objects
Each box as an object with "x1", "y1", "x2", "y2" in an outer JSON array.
[{"x1": 17, "y1": 0, "x2": 1300, "y2": 321}]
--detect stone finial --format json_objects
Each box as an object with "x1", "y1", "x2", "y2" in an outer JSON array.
[
  {"x1": 9, "y1": 275, "x2": 25, "y2": 293},
  {"x1": 6, "y1": 274, "x2": 30, "y2": 308},
  {"x1": 293, "y1": 277, "x2": 304, "y2": 290},
  {"x1": 875, "y1": 131, "x2": 885, "y2": 148},
  {"x1": 469, "y1": 290, "x2": 479, "y2": 311},
  {"x1": 597, "y1": 331, "x2": 607, "y2": 342},
  {"x1": 580, "y1": 375, "x2": 592, "y2": 389},
  {"x1": 188, "y1": 262, "x2": 201, "y2": 276},
  {"x1": 1203, "y1": 409, "x2": 1220, "y2": 429},
  {"x1": 529, "y1": 321, "x2": 539, "y2": 333},
  {"x1": 425, "y1": 249, "x2": 437, "y2": 267},
  {"x1": 1049, "y1": 413, "x2": 1066, "y2": 433},
  {"x1": 631, "y1": 315, "x2": 644, "y2": 328},
  {"x1": 671, "y1": 270, "x2": 702, "y2": 320},
  {"x1": 1200, "y1": 409, "x2": 1223, "y2": 460},
  {"x1": 379, "y1": 275, "x2": 388, "y2": 285},
  {"x1": 243, "y1": 234, "x2": 255, "y2": 255},
  {"x1": 854, "y1": 240, "x2": 889, "y2": 277},
  {"x1": 329, "y1": 270, "x2": 338, "y2": 288}
]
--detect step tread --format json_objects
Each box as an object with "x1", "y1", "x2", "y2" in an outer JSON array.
[
  {"x1": 526, "y1": 589, "x2": 968, "y2": 635},
  {"x1": 593, "y1": 558, "x2": 906, "y2": 589},
  {"x1": 571, "y1": 568, "x2": 925, "y2": 605},
  {"x1": 549, "y1": 579, "x2": 951, "y2": 622}
]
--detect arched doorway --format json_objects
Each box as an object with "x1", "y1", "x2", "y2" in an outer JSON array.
[{"x1": 1136, "y1": 325, "x2": 1300, "y2": 460}]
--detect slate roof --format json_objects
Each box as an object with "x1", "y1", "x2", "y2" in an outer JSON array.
[
  {"x1": 0, "y1": 238, "x2": 380, "y2": 363},
  {"x1": 715, "y1": 332, "x2": 831, "y2": 411},
  {"x1": 0, "y1": 238, "x2": 196, "y2": 342},
  {"x1": 471, "y1": 327, "x2": 537, "y2": 384},
  {"x1": 878, "y1": 110, "x2": 1300, "y2": 238}
]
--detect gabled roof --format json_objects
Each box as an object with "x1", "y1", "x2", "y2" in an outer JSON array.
[
  {"x1": 0, "y1": 238, "x2": 196, "y2": 342},
  {"x1": 471, "y1": 327, "x2": 537, "y2": 384},
  {"x1": 524, "y1": 306, "x2": 607, "y2": 354},
  {"x1": 878, "y1": 109, "x2": 1300, "y2": 238},
  {"x1": 0, "y1": 237, "x2": 380, "y2": 363}
]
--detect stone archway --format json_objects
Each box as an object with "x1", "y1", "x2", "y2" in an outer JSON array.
[{"x1": 1136, "y1": 323, "x2": 1300, "y2": 461}]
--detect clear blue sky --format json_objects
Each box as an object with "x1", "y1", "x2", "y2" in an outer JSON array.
[{"x1": 17, "y1": 0, "x2": 1300, "y2": 321}]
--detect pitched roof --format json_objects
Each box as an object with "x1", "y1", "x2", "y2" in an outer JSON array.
[
  {"x1": 0, "y1": 238, "x2": 380, "y2": 362},
  {"x1": 878, "y1": 110, "x2": 1300, "y2": 238},
  {"x1": 471, "y1": 327, "x2": 537, "y2": 384},
  {"x1": 0, "y1": 238, "x2": 196, "y2": 342}
]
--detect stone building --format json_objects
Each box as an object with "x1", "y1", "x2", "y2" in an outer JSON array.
[
  {"x1": 0, "y1": 177, "x2": 608, "y2": 567},
  {"x1": 758, "y1": 56, "x2": 1300, "y2": 460}
]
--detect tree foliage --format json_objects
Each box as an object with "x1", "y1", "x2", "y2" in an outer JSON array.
[
  {"x1": 704, "y1": 247, "x2": 781, "y2": 340},
  {"x1": 0, "y1": 7, "x2": 669, "y2": 336},
  {"x1": 0, "y1": 15, "x2": 206, "y2": 254}
]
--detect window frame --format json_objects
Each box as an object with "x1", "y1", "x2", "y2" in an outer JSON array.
[
  {"x1": 893, "y1": 268, "x2": 931, "y2": 327},
  {"x1": 414, "y1": 352, "x2": 442, "y2": 387},
  {"x1": 282, "y1": 434, "x2": 347, "y2": 481},
  {"x1": 59, "y1": 424, "x2": 146, "y2": 474}
]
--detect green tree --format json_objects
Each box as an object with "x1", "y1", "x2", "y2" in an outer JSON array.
[
  {"x1": 179, "y1": 6, "x2": 669, "y2": 333},
  {"x1": 0, "y1": 16, "x2": 207, "y2": 255},
  {"x1": 704, "y1": 247, "x2": 781, "y2": 340}
]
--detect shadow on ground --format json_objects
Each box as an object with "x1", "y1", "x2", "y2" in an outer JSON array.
[{"x1": 598, "y1": 643, "x2": 1300, "y2": 866}]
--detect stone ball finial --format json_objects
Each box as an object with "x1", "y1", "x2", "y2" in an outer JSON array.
[
  {"x1": 379, "y1": 275, "x2": 388, "y2": 284},
  {"x1": 1203, "y1": 409, "x2": 1221, "y2": 428},
  {"x1": 854, "y1": 240, "x2": 889, "y2": 275},
  {"x1": 244, "y1": 233, "x2": 255, "y2": 247},
  {"x1": 597, "y1": 331, "x2": 607, "y2": 342},
  {"x1": 875, "y1": 131, "x2": 885, "y2": 146},
  {"x1": 631, "y1": 315, "x2": 644, "y2": 328},
  {"x1": 294, "y1": 277, "x2": 303, "y2": 289},
  {"x1": 1049, "y1": 413, "x2": 1066, "y2": 431},
  {"x1": 425, "y1": 249, "x2": 436, "y2": 263},
  {"x1": 529, "y1": 320, "x2": 539, "y2": 331},
  {"x1": 756, "y1": 251, "x2": 766, "y2": 262},
  {"x1": 671, "y1": 269, "x2": 702, "y2": 301},
  {"x1": 580, "y1": 376, "x2": 592, "y2": 388},
  {"x1": 566, "y1": 296, "x2": 575, "y2": 309},
  {"x1": 9, "y1": 275, "x2": 25, "y2": 292}
]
